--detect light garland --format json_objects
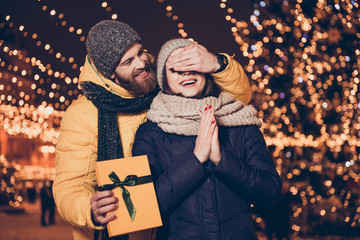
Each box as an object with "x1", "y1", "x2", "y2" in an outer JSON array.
[
  {"x1": 0, "y1": 43, "x2": 80, "y2": 110},
  {"x1": 99, "y1": 1, "x2": 119, "y2": 20},
  {"x1": 157, "y1": 0, "x2": 189, "y2": 38},
  {"x1": 220, "y1": 0, "x2": 360, "y2": 150},
  {"x1": 34, "y1": 0, "x2": 87, "y2": 43},
  {"x1": 0, "y1": 104, "x2": 62, "y2": 144},
  {"x1": 0, "y1": 155, "x2": 23, "y2": 208},
  {"x1": 3, "y1": 15, "x2": 81, "y2": 71}
]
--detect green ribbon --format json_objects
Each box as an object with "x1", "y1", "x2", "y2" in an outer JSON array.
[{"x1": 98, "y1": 171, "x2": 152, "y2": 222}]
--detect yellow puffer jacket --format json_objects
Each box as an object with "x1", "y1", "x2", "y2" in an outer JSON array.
[{"x1": 53, "y1": 53, "x2": 251, "y2": 240}]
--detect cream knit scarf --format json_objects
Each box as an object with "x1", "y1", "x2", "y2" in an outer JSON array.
[{"x1": 147, "y1": 91, "x2": 262, "y2": 136}]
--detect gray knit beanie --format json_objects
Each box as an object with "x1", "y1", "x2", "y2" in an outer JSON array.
[
  {"x1": 157, "y1": 38, "x2": 195, "y2": 90},
  {"x1": 86, "y1": 20, "x2": 141, "y2": 78}
]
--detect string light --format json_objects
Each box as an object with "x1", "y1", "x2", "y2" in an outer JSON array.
[
  {"x1": 0, "y1": 155, "x2": 23, "y2": 208},
  {"x1": 4, "y1": 15, "x2": 80, "y2": 70},
  {"x1": 0, "y1": 104, "x2": 62, "y2": 143},
  {"x1": 99, "y1": 1, "x2": 118, "y2": 20},
  {"x1": 0, "y1": 43, "x2": 80, "y2": 109},
  {"x1": 34, "y1": 0, "x2": 87, "y2": 42},
  {"x1": 219, "y1": 1, "x2": 360, "y2": 149},
  {"x1": 157, "y1": 0, "x2": 189, "y2": 38}
]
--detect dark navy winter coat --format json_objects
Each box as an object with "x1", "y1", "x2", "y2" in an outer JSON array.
[{"x1": 132, "y1": 121, "x2": 282, "y2": 240}]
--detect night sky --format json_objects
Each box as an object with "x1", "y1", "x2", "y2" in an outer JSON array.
[{"x1": 1, "y1": 0, "x2": 254, "y2": 79}]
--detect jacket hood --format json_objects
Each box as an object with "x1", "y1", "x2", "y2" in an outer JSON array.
[{"x1": 79, "y1": 55, "x2": 135, "y2": 98}]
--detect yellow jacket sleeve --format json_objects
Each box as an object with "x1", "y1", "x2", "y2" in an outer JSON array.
[
  {"x1": 53, "y1": 97, "x2": 103, "y2": 232},
  {"x1": 211, "y1": 53, "x2": 252, "y2": 104}
]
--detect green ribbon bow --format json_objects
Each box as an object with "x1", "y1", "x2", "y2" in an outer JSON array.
[{"x1": 98, "y1": 171, "x2": 152, "y2": 222}]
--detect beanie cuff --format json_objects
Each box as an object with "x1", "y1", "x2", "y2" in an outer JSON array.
[{"x1": 156, "y1": 38, "x2": 195, "y2": 90}]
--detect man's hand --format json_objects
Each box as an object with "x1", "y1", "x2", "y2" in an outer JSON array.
[
  {"x1": 166, "y1": 44, "x2": 220, "y2": 73},
  {"x1": 193, "y1": 105, "x2": 216, "y2": 163},
  {"x1": 90, "y1": 190, "x2": 118, "y2": 226}
]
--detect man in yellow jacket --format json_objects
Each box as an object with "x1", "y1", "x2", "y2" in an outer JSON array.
[{"x1": 53, "y1": 20, "x2": 252, "y2": 240}]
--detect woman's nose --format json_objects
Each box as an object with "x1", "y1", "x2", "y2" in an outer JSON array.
[{"x1": 181, "y1": 71, "x2": 192, "y2": 76}]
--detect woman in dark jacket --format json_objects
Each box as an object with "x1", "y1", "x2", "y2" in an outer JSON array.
[{"x1": 132, "y1": 38, "x2": 282, "y2": 240}]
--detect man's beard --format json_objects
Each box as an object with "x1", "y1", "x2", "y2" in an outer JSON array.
[{"x1": 115, "y1": 63, "x2": 157, "y2": 97}]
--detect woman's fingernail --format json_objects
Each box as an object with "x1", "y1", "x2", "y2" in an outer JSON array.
[
  {"x1": 209, "y1": 105, "x2": 212, "y2": 109},
  {"x1": 205, "y1": 107, "x2": 208, "y2": 111}
]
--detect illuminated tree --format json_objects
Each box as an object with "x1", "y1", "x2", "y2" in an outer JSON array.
[
  {"x1": 0, "y1": 155, "x2": 23, "y2": 209},
  {"x1": 221, "y1": 0, "x2": 360, "y2": 236}
]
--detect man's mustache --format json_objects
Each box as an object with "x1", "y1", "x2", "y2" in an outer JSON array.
[{"x1": 133, "y1": 62, "x2": 154, "y2": 76}]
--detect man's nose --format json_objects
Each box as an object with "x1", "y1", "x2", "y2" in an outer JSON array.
[{"x1": 134, "y1": 56, "x2": 146, "y2": 69}]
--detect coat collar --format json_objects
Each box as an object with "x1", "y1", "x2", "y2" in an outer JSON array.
[{"x1": 79, "y1": 55, "x2": 135, "y2": 99}]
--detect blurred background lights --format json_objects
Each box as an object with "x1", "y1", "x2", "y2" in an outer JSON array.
[{"x1": 0, "y1": 0, "x2": 359, "y2": 236}]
